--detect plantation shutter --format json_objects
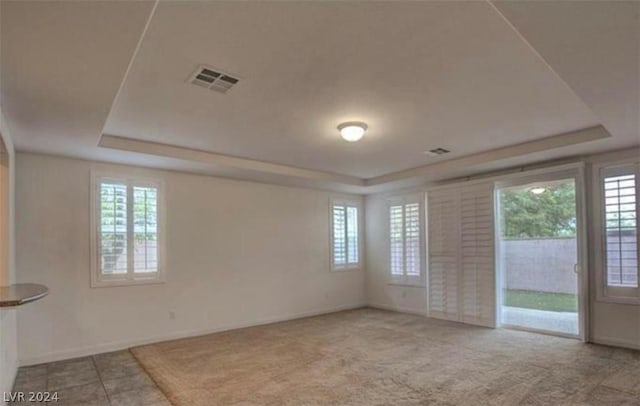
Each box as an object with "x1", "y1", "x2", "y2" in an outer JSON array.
[
  {"x1": 331, "y1": 200, "x2": 360, "y2": 270},
  {"x1": 133, "y1": 186, "x2": 159, "y2": 273},
  {"x1": 427, "y1": 183, "x2": 496, "y2": 327},
  {"x1": 332, "y1": 205, "x2": 347, "y2": 266},
  {"x1": 602, "y1": 164, "x2": 639, "y2": 299},
  {"x1": 460, "y1": 185, "x2": 495, "y2": 327},
  {"x1": 405, "y1": 203, "x2": 421, "y2": 276},
  {"x1": 389, "y1": 197, "x2": 424, "y2": 285},
  {"x1": 95, "y1": 176, "x2": 161, "y2": 280},
  {"x1": 427, "y1": 190, "x2": 460, "y2": 321},
  {"x1": 390, "y1": 205, "x2": 405, "y2": 276},
  {"x1": 99, "y1": 181, "x2": 129, "y2": 275},
  {"x1": 346, "y1": 206, "x2": 359, "y2": 265}
]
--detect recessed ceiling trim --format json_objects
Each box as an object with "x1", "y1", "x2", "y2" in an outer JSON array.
[
  {"x1": 365, "y1": 125, "x2": 611, "y2": 186},
  {"x1": 98, "y1": 0, "x2": 159, "y2": 144},
  {"x1": 101, "y1": 125, "x2": 610, "y2": 191},
  {"x1": 99, "y1": 134, "x2": 365, "y2": 186}
]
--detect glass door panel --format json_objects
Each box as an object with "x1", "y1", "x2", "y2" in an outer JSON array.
[{"x1": 498, "y1": 178, "x2": 580, "y2": 336}]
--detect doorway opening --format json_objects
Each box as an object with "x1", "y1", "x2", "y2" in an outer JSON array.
[{"x1": 497, "y1": 177, "x2": 580, "y2": 337}]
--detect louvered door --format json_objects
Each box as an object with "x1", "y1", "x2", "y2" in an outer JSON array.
[
  {"x1": 427, "y1": 189, "x2": 460, "y2": 321},
  {"x1": 460, "y1": 185, "x2": 495, "y2": 327},
  {"x1": 427, "y1": 183, "x2": 496, "y2": 327}
]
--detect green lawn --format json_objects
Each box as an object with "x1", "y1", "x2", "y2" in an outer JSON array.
[{"x1": 504, "y1": 289, "x2": 577, "y2": 313}]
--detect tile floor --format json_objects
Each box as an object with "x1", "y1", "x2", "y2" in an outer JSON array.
[{"x1": 10, "y1": 350, "x2": 171, "y2": 405}]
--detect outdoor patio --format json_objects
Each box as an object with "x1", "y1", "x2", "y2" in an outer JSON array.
[{"x1": 502, "y1": 306, "x2": 579, "y2": 336}]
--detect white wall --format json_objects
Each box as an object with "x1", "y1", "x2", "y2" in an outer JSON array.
[
  {"x1": 13, "y1": 148, "x2": 640, "y2": 367},
  {"x1": 365, "y1": 193, "x2": 427, "y2": 315},
  {"x1": 0, "y1": 110, "x2": 18, "y2": 399},
  {"x1": 590, "y1": 302, "x2": 640, "y2": 349},
  {"x1": 15, "y1": 153, "x2": 366, "y2": 365}
]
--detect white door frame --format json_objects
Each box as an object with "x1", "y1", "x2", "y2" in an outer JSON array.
[{"x1": 493, "y1": 165, "x2": 588, "y2": 341}]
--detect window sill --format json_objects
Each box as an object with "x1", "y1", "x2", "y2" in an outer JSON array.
[
  {"x1": 331, "y1": 266, "x2": 361, "y2": 273},
  {"x1": 388, "y1": 281, "x2": 425, "y2": 288},
  {"x1": 596, "y1": 295, "x2": 640, "y2": 306},
  {"x1": 91, "y1": 277, "x2": 165, "y2": 288}
]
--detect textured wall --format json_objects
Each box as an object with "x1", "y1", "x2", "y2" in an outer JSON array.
[{"x1": 501, "y1": 237, "x2": 578, "y2": 294}]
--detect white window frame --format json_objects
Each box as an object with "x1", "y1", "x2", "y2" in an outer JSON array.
[
  {"x1": 494, "y1": 168, "x2": 587, "y2": 338},
  {"x1": 387, "y1": 194, "x2": 425, "y2": 286},
  {"x1": 90, "y1": 171, "x2": 166, "y2": 288},
  {"x1": 329, "y1": 197, "x2": 362, "y2": 271},
  {"x1": 593, "y1": 159, "x2": 640, "y2": 304}
]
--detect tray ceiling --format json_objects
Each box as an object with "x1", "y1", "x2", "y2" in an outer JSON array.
[{"x1": 1, "y1": 1, "x2": 636, "y2": 193}]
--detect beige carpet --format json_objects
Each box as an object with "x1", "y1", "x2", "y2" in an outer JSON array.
[{"x1": 131, "y1": 308, "x2": 640, "y2": 405}]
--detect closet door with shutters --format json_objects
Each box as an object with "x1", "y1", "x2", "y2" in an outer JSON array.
[
  {"x1": 460, "y1": 185, "x2": 495, "y2": 328},
  {"x1": 427, "y1": 183, "x2": 496, "y2": 328},
  {"x1": 427, "y1": 189, "x2": 460, "y2": 321}
]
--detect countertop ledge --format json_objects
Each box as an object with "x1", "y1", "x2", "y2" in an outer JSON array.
[{"x1": 0, "y1": 283, "x2": 48, "y2": 307}]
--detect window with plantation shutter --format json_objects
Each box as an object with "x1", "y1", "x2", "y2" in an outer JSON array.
[
  {"x1": 330, "y1": 199, "x2": 360, "y2": 271},
  {"x1": 388, "y1": 197, "x2": 424, "y2": 285},
  {"x1": 427, "y1": 183, "x2": 496, "y2": 328},
  {"x1": 597, "y1": 163, "x2": 640, "y2": 302},
  {"x1": 91, "y1": 172, "x2": 164, "y2": 287}
]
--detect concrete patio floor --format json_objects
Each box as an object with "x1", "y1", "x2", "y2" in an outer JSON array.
[{"x1": 501, "y1": 306, "x2": 579, "y2": 336}]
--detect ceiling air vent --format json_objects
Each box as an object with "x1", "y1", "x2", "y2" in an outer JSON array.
[
  {"x1": 188, "y1": 65, "x2": 239, "y2": 94},
  {"x1": 424, "y1": 148, "x2": 450, "y2": 156}
]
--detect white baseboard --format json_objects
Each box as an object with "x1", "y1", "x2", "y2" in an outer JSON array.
[
  {"x1": 591, "y1": 335, "x2": 640, "y2": 351},
  {"x1": 367, "y1": 302, "x2": 427, "y2": 317},
  {"x1": 19, "y1": 302, "x2": 366, "y2": 366},
  {"x1": 20, "y1": 303, "x2": 637, "y2": 366}
]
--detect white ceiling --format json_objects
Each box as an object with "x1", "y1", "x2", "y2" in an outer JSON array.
[
  {"x1": 0, "y1": 1, "x2": 155, "y2": 160},
  {"x1": 104, "y1": 0, "x2": 599, "y2": 178},
  {"x1": 493, "y1": 0, "x2": 639, "y2": 152},
  {"x1": 1, "y1": 1, "x2": 637, "y2": 193}
]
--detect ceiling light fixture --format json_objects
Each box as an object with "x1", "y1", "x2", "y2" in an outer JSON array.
[
  {"x1": 531, "y1": 187, "x2": 546, "y2": 194},
  {"x1": 338, "y1": 122, "x2": 367, "y2": 142}
]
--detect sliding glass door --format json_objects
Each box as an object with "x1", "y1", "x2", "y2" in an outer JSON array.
[{"x1": 496, "y1": 173, "x2": 584, "y2": 338}]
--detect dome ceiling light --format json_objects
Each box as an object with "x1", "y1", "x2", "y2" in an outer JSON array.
[{"x1": 337, "y1": 122, "x2": 367, "y2": 142}]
